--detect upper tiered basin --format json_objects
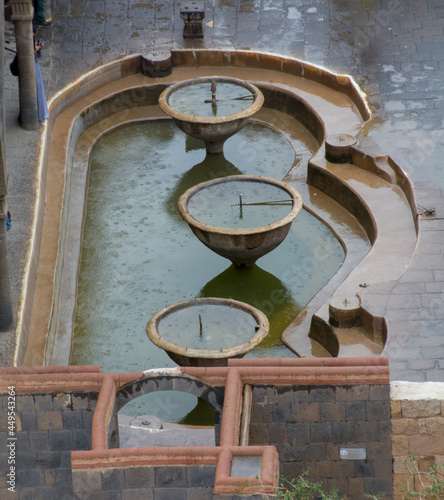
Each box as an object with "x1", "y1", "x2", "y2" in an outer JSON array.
[{"x1": 158, "y1": 76, "x2": 264, "y2": 153}]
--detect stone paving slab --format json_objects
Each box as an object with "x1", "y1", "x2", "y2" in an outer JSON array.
[{"x1": 2, "y1": 0, "x2": 444, "y2": 381}]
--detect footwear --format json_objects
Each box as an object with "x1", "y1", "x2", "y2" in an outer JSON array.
[{"x1": 36, "y1": 20, "x2": 52, "y2": 27}]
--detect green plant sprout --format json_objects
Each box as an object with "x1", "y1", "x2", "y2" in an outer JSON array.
[
  {"x1": 234, "y1": 468, "x2": 385, "y2": 499},
  {"x1": 399, "y1": 454, "x2": 444, "y2": 500}
]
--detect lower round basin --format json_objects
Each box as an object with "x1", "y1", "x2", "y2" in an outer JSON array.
[
  {"x1": 146, "y1": 297, "x2": 269, "y2": 367},
  {"x1": 177, "y1": 175, "x2": 303, "y2": 267}
]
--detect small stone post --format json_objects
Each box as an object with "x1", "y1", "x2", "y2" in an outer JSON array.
[
  {"x1": 11, "y1": 0, "x2": 38, "y2": 130},
  {"x1": 180, "y1": 1, "x2": 205, "y2": 38}
]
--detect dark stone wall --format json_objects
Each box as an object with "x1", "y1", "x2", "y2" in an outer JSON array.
[
  {"x1": 0, "y1": 391, "x2": 98, "y2": 498},
  {"x1": 249, "y1": 384, "x2": 392, "y2": 499}
]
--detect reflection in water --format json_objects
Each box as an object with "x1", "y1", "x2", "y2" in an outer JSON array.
[
  {"x1": 71, "y1": 117, "x2": 343, "y2": 374},
  {"x1": 166, "y1": 152, "x2": 241, "y2": 222},
  {"x1": 200, "y1": 264, "x2": 300, "y2": 357},
  {"x1": 71, "y1": 116, "x2": 344, "y2": 424}
]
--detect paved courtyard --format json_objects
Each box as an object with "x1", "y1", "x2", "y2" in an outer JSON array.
[{"x1": 2, "y1": 0, "x2": 444, "y2": 381}]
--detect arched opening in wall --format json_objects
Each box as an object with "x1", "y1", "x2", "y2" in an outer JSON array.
[
  {"x1": 116, "y1": 374, "x2": 224, "y2": 448},
  {"x1": 118, "y1": 391, "x2": 216, "y2": 447}
]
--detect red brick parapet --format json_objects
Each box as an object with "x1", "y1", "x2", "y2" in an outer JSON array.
[
  {"x1": 0, "y1": 365, "x2": 144, "y2": 394},
  {"x1": 182, "y1": 357, "x2": 389, "y2": 386}
]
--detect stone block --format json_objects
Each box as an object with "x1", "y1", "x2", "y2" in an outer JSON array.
[
  {"x1": 345, "y1": 401, "x2": 366, "y2": 421},
  {"x1": 331, "y1": 421, "x2": 356, "y2": 442},
  {"x1": 44, "y1": 469, "x2": 56, "y2": 486},
  {"x1": 251, "y1": 403, "x2": 273, "y2": 423},
  {"x1": 367, "y1": 400, "x2": 391, "y2": 421},
  {"x1": 408, "y1": 434, "x2": 444, "y2": 455},
  {"x1": 55, "y1": 467, "x2": 73, "y2": 486},
  {"x1": 272, "y1": 402, "x2": 292, "y2": 422},
  {"x1": 153, "y1": 487, "x2": 187, "y2": 500},
  {"x1": 274, "y1": 386, "x2": 293, "y2": 403},
  {"x1": 53, "y1": 393, "x2": 72, "y2": 410},
  {"x1": 370, "y1": 385, "x2": 390, "y2": 401},
  {"x1": 391, "y1": 418, "x2": 419, "y2": 435},
  {"x1": 37, "y1": 411, "x2": 63, "y2": 431},
  {"x1": 102, "y1": 468, "x2": 125, "y2": 490},
  {"x1": 320, "y1": 402, "x2": 345, "y2": 421},
  {"x1": 20, "y1": 411, "x2": 37, "y2": 431},
  {"x1": 34, "y1": 394, "x2": 54, "y2": 412},
  {"x1": 354, "y1": 459, "x2": 373, "y2": 477},
  {"x1": 82, "y1": 409, "x2": 94, "y2": 428},
  {"x1": 391, "y1": 400, "x2": 402, "y2": 419},
  {"x1": 16, "y1": 430, "x2": 30, "y2": 452},
  {"x1": 37, "y1": 452, "x2": 62, "y2": 469},
  {"x1": 308, "y1": 386, "x2": 335, "y2": 402},
  {"x1": 331, "y1": 459, "x2": 356, "y2": 477},
  {"x1": 402, "y1": 399, "x2": 440, "y2": 418},
  {"x1": 378, "y1": 419, "x2": 391, "y2": 441},
  {"x1": 291, "y1": 402, "x2": 320, "y2": 422},
  {"x1": 27, "y1": 468, "x2": 45, "y2": 486},
  {"x1": 187, "y1": 465, "x2": 216, "y2": 487},
  {"x1": 122, "y1": 489, "x2": 154, "y2": 500},
  {"x1": 248, "y1": 422, "x2": 268, "y2": 445},
  {"x1": 347, "y1": 477, "x2": 365, "y2": 495},
  {"x1": 292, "y1": 387, "x2": 309, "y2": 402},
  {"x1": 373, "y1": 458, "x2": 393, "y2": 477},
  {"x1": 49, "y1": 430, "x2": 73, "y2": 451},
  {"x1": 392, "y1": 435, "x2": 409, "y2": 456},
  {"x1": 252, "y1": 386, "x2": 265, "y2": 402},
  {"x1": 336, "y1": 385, "x2": 369, "y2": 402},
  {"x1": 71, "y1": 393, "x2": 94, "y2": 410},
  {"x1": 16, "y1": 451, "x2": 38, "y2": 469},
  {"x1": 310, "y1": 421, "x2": 332, "y2": 443},
  {"x1": 291, "y1": 442, "x2": 325, "y2": 461},
  {"x1": 268, "y1": 422, "x2": 287, "y2": 444},
  {"x1": 29, "y1": 430, "x2": 50, "y2": 452},
  {"x1": 364, "y1": 477, "x2": 393, "y2": 497},
  {"x1": 354, "y1": 421, "x2": 379, "y2": 442},
  {"x1": 16, "y1": 395, "x2": 35, "y2": 412},
  {"x1": 72, "y1": 469, "x2": 102, "y2": 492},
  {"x1": 184, "y1": 487, "x2": 214, "y2": 500},
  {"x1": 286, "y1": 422, "x2": 310, "y2": 443},
  {"x1": 72, "y1": 428, "x2": 91, "y2": 450},
  {"x1": 155, "y1": 466, "x2": 187, "y2": 488},
  {"x1": 125, "y1": 467, "x2": 155, "y2": 489},
  {"x1": 420, "y1": 415, "x2": 444, "y2": 434},
  {"x1": 367, "y1": 441, "x2": 392, "y2": 460},
  {"x1": 62, "y1": 409, "x2": 83, "y2": 430}
]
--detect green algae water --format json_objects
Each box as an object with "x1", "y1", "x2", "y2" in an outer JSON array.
[
  {"x1": 71, "y1": 117, "x2": 344, "y2": 421},
  {"x1": 187, "y1": 180, "x2": 292, "y2": 228},
  {"x1": 168, "y1": 81, "x2": 252, "y2": 117}
]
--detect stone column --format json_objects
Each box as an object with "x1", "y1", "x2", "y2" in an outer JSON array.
[
  {"x1": 11, "y1": 0, "x2": 38, "y2": 130},
  {"x1": 0, "y1": 2, "x2": 13, "y2": 329}
]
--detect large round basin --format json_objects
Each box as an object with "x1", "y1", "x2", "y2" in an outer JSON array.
[
  {"x1": 177, "y1": 175, "x2": 303, "y2": 267},
  {"x1": 146, "y1": 297, "x2": 269, "y2": 367},
  {"x1": 158, "y1": 76, "x2": 264, "y2": 153}
]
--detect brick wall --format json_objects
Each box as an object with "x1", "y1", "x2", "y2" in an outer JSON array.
[
  {"x1": 391, "y1": 382, "x2": 444, "y2": 499},
  {"x1": 249, "y1": 384, "x2": 392, "y2": 499},
  {"x1": 0, "y1": 391, "x2": 97, "y2": 497}
]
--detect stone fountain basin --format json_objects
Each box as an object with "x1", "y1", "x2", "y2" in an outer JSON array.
[
  {"x1": 146, "y1": 297, "x2": 269, "y2": 367},
  {"x1": 158, "y1": 76, "x2": 264, "y2": 153},
  {"x1": 177, "y1": 175, "x2": 303, "y2": 267}
]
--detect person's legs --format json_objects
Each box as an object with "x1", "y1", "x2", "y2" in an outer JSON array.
[{"x1": 33, "y1": 0, "x2": 51, "y2": 26}]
